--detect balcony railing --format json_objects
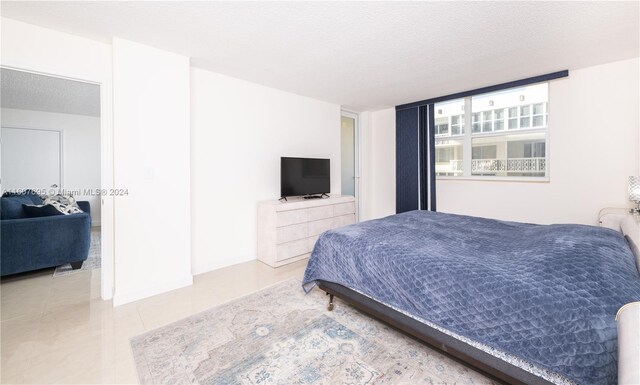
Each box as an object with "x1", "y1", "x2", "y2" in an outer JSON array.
[{"x1": 442, "y1": 157, "x2": 545, "y2": 175}]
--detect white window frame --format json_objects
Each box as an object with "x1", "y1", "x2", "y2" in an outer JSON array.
[{"x1": 437, "y1": 84, "x2": 551, "y2": 182}]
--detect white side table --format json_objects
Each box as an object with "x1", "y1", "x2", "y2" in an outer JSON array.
[{"x1": 599, "y1": 207, "x2": 633, "y2": 231}]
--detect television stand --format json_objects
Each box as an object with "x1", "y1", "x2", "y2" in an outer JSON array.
[{"x1": 258, "y1": 195, "x2": 356, "y2": 267}]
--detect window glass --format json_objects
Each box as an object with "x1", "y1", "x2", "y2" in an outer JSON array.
[
  {"x1": 472, "y1": 113, "x2": 480, "y2": 133},
  {"x1": 508, "y1": 107, "x2": 518, "y2": 129},
  {"x1": 531, "y1": 102, "x2": 546, "y2": 127},
  {"x1": 532, "y1": 116, "x2": 544, "y2": 127},
  {"x1": 494, "y1": 109, "x2": 504, "y2": 131},
  {"x1": 441, "y1": 82, "x2": 549, "y2": 179},
  {"x1": 532, "y1": 103, "x2": 543, "y2": 115},
  {"x1": 435, "y1": 138, "x2": 463, "y2": 176},
  {"x1": 482, "y1": 111, "x2": 493, "y2": 132},
  {"x1": 435, "y1": 117, "x2": 449, "y2": 136},
  {"x1": 434, "y1": 98, "x2": 465, "y2": 176},
  {"x1": 434, "y1": 99, "x2": 464, "y2": 138},
  {"x1": 519, "y1": 105, "x2": 530, "y2": 128}
]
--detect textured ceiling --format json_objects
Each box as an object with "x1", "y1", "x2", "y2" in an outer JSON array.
[
  {"x1": 1, "y1": 68, "x2": 100, "y2": 116},
  {"x1": 2, "y1": 1, "x2": 638, "y2": 111}
]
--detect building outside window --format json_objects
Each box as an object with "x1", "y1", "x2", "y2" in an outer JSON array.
[
  {"x1": 435, "y1": 83, "x2": 549, "y2": 179},
  {"x1": 434, "y1": 99, "x2": 465, "y2": 176}
]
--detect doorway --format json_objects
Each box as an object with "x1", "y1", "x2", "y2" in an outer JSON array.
[
  {"x1": 1, "y1": 67, "x2": 103, "y2": 285},
  {"x1": 340, "y1": 110, "x2": 360, "y2": 221}
]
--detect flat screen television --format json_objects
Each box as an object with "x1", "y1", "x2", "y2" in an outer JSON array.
[{"x1": 281, "y1": 157, "x2": 330, "y2": 199}]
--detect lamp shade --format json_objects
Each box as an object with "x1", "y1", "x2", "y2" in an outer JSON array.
[{"x1": 629, "y1": 176, "x2": 640, "y2": 202}]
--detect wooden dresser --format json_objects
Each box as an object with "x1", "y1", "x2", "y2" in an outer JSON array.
[{"x1": 257, "y1": 195, "x2": 356, "y2": 267}]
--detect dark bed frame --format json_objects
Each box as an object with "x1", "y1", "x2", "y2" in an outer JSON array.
[{"x1": 318, "y1": 280, "x2": 556, "y2": 385}]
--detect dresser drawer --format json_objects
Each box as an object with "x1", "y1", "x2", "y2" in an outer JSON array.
[
  {"x1": 333, "y1": 202, "x2": 355, "y2": 216},
  {"x1": 276, "y1": 239, "x2": 308, "y2": 261},
  {"x1": 308, "y1": 205, "x2": 333, "y2": 221},
  {"x1": 277, "y1": 223, "x2": 308, "y2": 244},
  {"x1": 333, "y1": 214, "x2": 356, "y2": 228},
  {"x1": 308, "y1": 218, "x2": 334, "y2": 236},
  {"x1": 276, "y1": 209, "x2": 308, "y2": 227},
  {"x1": 258, "y1": 196, "x2": 357, "y2": 267}
]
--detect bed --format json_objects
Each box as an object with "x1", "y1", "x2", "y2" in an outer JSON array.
[{"x1": 302, "y1": 210, "x2": 640, "y2": 385}]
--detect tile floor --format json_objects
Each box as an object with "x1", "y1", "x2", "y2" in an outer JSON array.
[{"x1": 1, "y1": 259, "x2": 308, "y2": 384}]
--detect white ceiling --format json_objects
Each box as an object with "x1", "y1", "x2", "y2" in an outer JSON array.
[
  {"x1": 1, "y1": 68, "x2": 100, "y2": 116},
  {"x1": 2, "y1": 1, "x2": 638, "y2": 111}
]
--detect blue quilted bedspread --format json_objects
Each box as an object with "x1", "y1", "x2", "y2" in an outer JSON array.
[{"x1": 302, "y1": 210, "x2": 640, "y2": 385}]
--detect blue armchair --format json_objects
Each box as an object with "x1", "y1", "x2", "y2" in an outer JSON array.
[{"x1": 1, "y1": 194, "x2": 91, "y2": 276}]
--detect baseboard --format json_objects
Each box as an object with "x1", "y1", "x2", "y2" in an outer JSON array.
[
  {"x1": 192, "y1": 255, "x2": 256, "y2": 276},
  {"x1": 113, "y1": 274, "x2": 193, "y2": 306}
]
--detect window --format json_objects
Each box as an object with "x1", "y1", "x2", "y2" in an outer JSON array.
[
  {"x1": 482, "y1": 111, "x2": 493, "y2": 132},
  {"x1": 435, "y1": 99, "x2": 465, "y2": 176},
  {"x1": 520, "y1": 105, "x2": 531, "y2": 128},
  {"x1": 472, "y1": 112, "x2": 480, "y2": 133},
  {"x1": 472, "y1": 145, "x2": 497, "y2": 160},
  {"x1": 435, "y1": 118, "x2": 449, "y2": 136},
  {"x1": 524, "y1": 142, "x2": 545, "y2": 158},
  {"x1": 437, "y1": 147, "x2": 454, "y2": 162},
  {"x1": 451, "y1": 115, "x2": 463, "y2": 135},
  {"x1": 436, "y1": 83, "x2": 549, "y2": 179},
  {"x1": 532, "y1": 103, "x2": 547, "y2": 127},
  {"x1": 435, "y1": 139, "x2": 463, "y2": 176},
  {"x1": 471, "y1": 144, "x2": 499, "y2": 176},
  {"x1": 435, "y1": 99, "x2": 464, "y2": 138},
  {"x1": 494, "y1": 109, "x2": 504, "y2": 131},
  {"x1": 508, "y1": 107, "x2": 518, "y2": 129}
]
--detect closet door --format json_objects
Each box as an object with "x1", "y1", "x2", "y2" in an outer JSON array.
[{"x1": 1, "y1": 127, "x2": 62, "y2": 193}]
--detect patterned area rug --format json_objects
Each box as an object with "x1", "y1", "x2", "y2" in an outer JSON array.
[
  {"x1": 130, "y1": 279, "x2": 495, "y2": 385},
  {"x1": 53, "y1": 229, "x2": 101, "y2": 277}
]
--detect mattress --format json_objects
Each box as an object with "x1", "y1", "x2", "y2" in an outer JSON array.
[{"x1": 302, "y1": 210, "x2": 640, "y2": 385}]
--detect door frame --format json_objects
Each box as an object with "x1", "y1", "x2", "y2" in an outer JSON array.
[
  {"x1": 1, "y1": 65, "x2": 114, "y2": 301},
  {"x1": 1, "y1": 126, "x2": 64, "y2": 192},
  {"x1": 341, "y1": 110, "x2": 360, "y2": 221}
]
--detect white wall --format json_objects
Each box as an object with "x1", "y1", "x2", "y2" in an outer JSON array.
[
  {"x1": 362, "y1": 58, "x2": 640, "y2": 225},
  {"x1": 1, "y1": 18, "x2": 111, "y2": 83},
  {"x1": 360, "y1": 108, "x2": 396, "y2": 221},
  {"x1": 112, "y1": 39, "x2": 192, "y2": 305},
  {"x1": 1, "y1": 17, "x2": 115, "y2": 300},
  {"x1": 1, "y1": 108, "x2": 102, "y2": 225},
  {"x1": 191, "y1": 67, "x2": 341, "y2": 274}
]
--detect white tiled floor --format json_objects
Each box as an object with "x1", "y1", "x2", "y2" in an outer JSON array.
[{"x1": 1, "y1": 259, "x2": 308, "y2": 384}]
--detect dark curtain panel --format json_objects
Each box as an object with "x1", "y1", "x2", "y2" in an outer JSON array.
[{"x1": 396, "y1": 107, "x2": 420, "y2": 213}]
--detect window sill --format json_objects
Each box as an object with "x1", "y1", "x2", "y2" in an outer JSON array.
[{"x1": 437, "y1": 176, "x2": 550, "y2": 183}]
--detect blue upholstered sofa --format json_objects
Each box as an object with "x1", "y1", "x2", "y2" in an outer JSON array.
[{"x1": 1, "y1": 192, "x2": 91, "y2": 276}]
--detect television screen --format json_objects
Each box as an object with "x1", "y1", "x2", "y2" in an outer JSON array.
[{"x1": 281, "y1": 157, "x2": 330, "y2": 197}]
